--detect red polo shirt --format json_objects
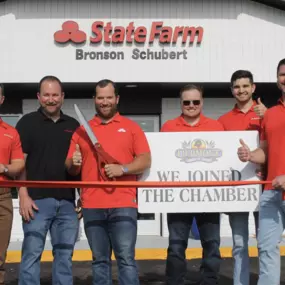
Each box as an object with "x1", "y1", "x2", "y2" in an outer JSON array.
[
  {"x1": 67, "y1": 113, "x2": 150, "y2": 208},
  {"x1": 261, "y1": 100, "x2": 285, "y2": 197},
  {"x1": 161, "y1": 114, "x2": 224, "y2": 132},
  {"x1": 0, "y1": 118, "x2": 24, "y2": 181},
  {"x1": 218, "y1": 102, "x2": 262, "y2": 132}
]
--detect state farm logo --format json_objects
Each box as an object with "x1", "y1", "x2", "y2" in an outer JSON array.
[
  {"x1": 54, "y1": 21, "x2": 86, "y2": 44},
  {"x1": 54, "y1": 21, "x2": 203, "y2": 45}
]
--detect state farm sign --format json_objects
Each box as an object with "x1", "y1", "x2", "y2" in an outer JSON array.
[
  {"x1": 54, "y1": 20, "x2": 204, "y2": 61},
  {"x1": 54, "y1": 20, "x2": 203, "y2": 44}
]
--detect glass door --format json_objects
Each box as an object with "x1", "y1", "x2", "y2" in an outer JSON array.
[{"x1": 126, "y1": 115, "x2": 161, "y2": 235}]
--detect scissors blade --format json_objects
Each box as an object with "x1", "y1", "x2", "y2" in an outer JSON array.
[{"x1": 74, "y1": 104, "x2": 98, "y2": 145}]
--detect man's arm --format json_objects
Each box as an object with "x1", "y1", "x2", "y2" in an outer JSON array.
[
  {"x1": 0, "y1": 159, "x2": 24, "y2": 178},
  {"x1": 238, "y1": 139, "x2": 267, "y2": 164},
  {"x1": 249, "y1": 140, "x2": 267, "y2": 164},
  {"x1": 122, "y1": 152, "x2": 151, "y2": 175},
  {"x1": 17, "y1": 154, "x2": 39, "y2": 222}
]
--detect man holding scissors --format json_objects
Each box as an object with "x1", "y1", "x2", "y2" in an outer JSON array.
[{"x1": 65, "y1": 79, "x2": 151, "y2": 285}]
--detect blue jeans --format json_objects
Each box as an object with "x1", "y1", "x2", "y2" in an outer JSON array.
[
  {"x1": 229, "y1": 211, "x2": 258, "y2": 285},
  {"x1": 166, "y1": 213, "x2": 221, "y2": 285},
  {"x1": 257, "y1": 190, "x2": 285, "y2": 285},
  {"x1": 18, "y1": 198, "x2": 79, "y2": 285},
  {"x1": 82, "y1": 207, "x2": 139, "y2": 285}
]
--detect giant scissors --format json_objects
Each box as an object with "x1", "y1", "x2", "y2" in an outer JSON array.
[{"x1": 74, "y1": 104, "x2": 118, "y2": 181}]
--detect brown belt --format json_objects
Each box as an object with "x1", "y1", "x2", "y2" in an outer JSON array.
[{"x1": 0, "y1": 188, "x2": 10, "y2": 195}]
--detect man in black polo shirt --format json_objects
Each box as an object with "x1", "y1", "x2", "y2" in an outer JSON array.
[{"x1": 16, "y1": 76, "x2": 80, "y2": 285}]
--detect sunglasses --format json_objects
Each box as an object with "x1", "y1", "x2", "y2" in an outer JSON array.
[{"x1": 182, "y1": 100, "x2": 201, "y2": 106}]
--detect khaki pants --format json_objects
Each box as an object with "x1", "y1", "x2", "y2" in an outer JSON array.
[{"x1": 0, "y1": 188, "x2": 13, "y2": 284}]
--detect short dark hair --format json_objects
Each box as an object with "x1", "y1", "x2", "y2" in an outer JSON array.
[
  {"x1": 179, "y1": 84, "x2": 203, "y2": 99},
  {"x1": 38, "y1": 75, "x2": 63, "y2": 93},
  {"x1": 277, "y1": 58, "x2": 285, "y2": 75},
  {"x1": 95, "y1": 79, "x2": 118, "y2": 96},
  {"x1": 0, "y1": 83, "x2": 4, "y2": 96},
  {"x1": 231, "y1": 70, "x2": 254, "y2": 86}
]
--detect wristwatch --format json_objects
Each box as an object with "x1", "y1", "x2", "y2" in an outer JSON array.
[
  {"x1": 121, "y1": 165, "x2": 129, "y2": 174},
  {"x1": 2, "y1": 165, "x2": 8, "y2": 174}
]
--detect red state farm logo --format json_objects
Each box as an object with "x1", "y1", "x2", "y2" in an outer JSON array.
[{"x1": 54, "y1": 21, "x2": 86, "y2": 44}]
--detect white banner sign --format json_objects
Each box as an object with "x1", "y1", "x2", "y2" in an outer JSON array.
[{"x1": 138, "y1": 131, "x2": 261, "y2": 213}]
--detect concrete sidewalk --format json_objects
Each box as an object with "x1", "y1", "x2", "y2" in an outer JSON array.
[{"x1": 4, "y1": 258, "x2": 285, "y2": 284}]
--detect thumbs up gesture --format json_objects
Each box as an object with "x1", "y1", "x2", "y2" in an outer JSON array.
[
  {"x1": 237, "y1": 139, "x2": 251, "y2": 162},
  {"x1": 253, "y1": 98, "x2": 267, "y2": 118},
  {"x1": 72, "y1": 144, "x2": 82, "y2": 166}
]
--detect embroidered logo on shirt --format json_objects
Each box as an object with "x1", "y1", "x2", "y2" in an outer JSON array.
[
  {"x1": 3, "y1": 134, "x2": 13, "y2": 139},
  {"x1": 64, "y1": 129, "x2": 73, "y2": 133},
  {"x1": 118, "y1": 128, "x2": 126, "y2": 132},
  {"x1": 251, "y1": 117, "x2": 261, "y2": 120}
]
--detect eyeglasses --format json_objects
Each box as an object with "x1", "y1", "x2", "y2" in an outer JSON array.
[{"x1": 182, "y1": 100, "x2": 201, "y2": 106}]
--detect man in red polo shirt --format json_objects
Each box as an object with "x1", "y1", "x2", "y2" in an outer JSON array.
[
  {"x1": 0, "y1": 84, "x2": 24, "y2": 284},
  {"x1": 218, "y1": 70, "x2": 267, "y2": 285},
  {"x1": 237, "y1": 58, "x2": 285, "y2": 285},
  {"x1": 65, "y1": 79, "x2": 151, "y2": 285},
  {"x1": 161, "y1": 84, "x2": 224, "y2": 285}
]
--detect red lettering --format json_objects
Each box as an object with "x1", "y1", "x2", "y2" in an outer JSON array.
[
  {"x1": 112, "y1": 27, "x2": 125, "y2": 43},
  {"x1": 182, "y1": 26, "x2": 204, "y2": 44},
  {"x1": 159, "y1": 27, "x2": 172, "y2": 43},
  {"x1": 90, "y1": 21, "x2": 103, "y2": 43},
  {"x1": 149, "y1": 21, "x2": 163, "y2": 43},
  {"x1": 134, "y1": 27, "x2": 147, "y2": 43},
  {"x1": 61, "y1": 20, "x2": 204, "y2": 45},
  {"x1": 104, "y1": 22, "x2": 113, "y2": 43},
  {"x1": 172, "y1": 26, "x2": 184, "y2": 43},
  {"x1": 126, "y1": 22, "x2": 135, "y2": 43}
]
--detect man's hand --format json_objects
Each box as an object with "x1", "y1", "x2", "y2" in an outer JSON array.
[
  {"x1": 75, "y1": 198, "x2": 83, "y2": 220},
  {"x1": 72, "y1": 144, "x2": 82, "y2": 166},
  {"x1": 253, "y1": 98, "x2": 267, "y2": 118},
  {"x1": 237, "y1": 139, "x2": 251, "y2": 162},
  {"x1": 272, "y1": 175, "x2": 285, "y2": 190},
  {"x1": 19, "y1": 190, "x2": 39, "y2": 222},
  {"x1": 0, "y1": 164, "x2": 6, "y2": 174},
  {"x1": 104, "y1": 164, "x2": 124, "y2": 178}
]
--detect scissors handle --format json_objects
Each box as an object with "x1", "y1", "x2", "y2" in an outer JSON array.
[{"x1": 94, "y1": 142, "x2": 118, "y2": 181}]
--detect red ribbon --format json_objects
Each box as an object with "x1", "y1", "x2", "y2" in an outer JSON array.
[{"x1": 0, "y1": 180, "x2": 271, "y2": 188}]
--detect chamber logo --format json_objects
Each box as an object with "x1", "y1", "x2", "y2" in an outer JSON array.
[
  {"x1": 175, "y1": 139, "x2": 223, "y2": 163},
  {"x1": 54, "y1": 21, "x2": 86, "y2": 44}
]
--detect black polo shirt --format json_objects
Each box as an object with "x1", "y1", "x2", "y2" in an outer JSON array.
[{"x1": 16, "y1": 108, "x2": 80, "y2": 200}]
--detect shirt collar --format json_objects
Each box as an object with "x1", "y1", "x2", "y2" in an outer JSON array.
[
  {"x1": 91, "y1": 112, "x2": 122, "y2": 126},
  {"x1": 232, "y1": 101, "x2": 257, "y2": 114},
  {"x1": 277, "y1": 97, "x2": 285, "y2": 107},
  {"x1": 37, "y1": 107, "x2": 66, "y2": 121},
  {"x1": 176, "y1": 114, "x2": 207, "y2": 127}
]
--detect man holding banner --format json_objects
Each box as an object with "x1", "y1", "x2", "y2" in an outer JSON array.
[
  {"x1": 0, "y1": 84, "x2": 25, "y2": 285},
  {"x1": 66, "y1": 79, "x2": 151, "y2": 285},
  {"x1": 218, "y1": 70, "x2": 266, "y2": 285},
  {"x1": 161, "y1": 84, "x2": 224, "y2": 285},
  {"x1": 238, "y1": 58, "x2": 285, "y2": 285}
]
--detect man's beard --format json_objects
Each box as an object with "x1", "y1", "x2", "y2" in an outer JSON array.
[{"x1": 95, "y1": 104, "x2": 117, "y2": 120}]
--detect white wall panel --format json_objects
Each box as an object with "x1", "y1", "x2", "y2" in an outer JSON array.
[{"x1": 0, "y1": 0, "x2": 283, "y2": 82}]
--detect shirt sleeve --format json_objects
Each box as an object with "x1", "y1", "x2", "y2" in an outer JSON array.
[
  {"x1": 15, "y1": 116, "x2": 31, "y2": 154},
  {"x1": 10, "y1": 130, "x2": 24, "y2": 160},
  {"x1": 160, "y1": 121, "x2": 171, "y2": 132},
  {"x1": 132, "y1": 124, "x2": 150, "y2": 156}
]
